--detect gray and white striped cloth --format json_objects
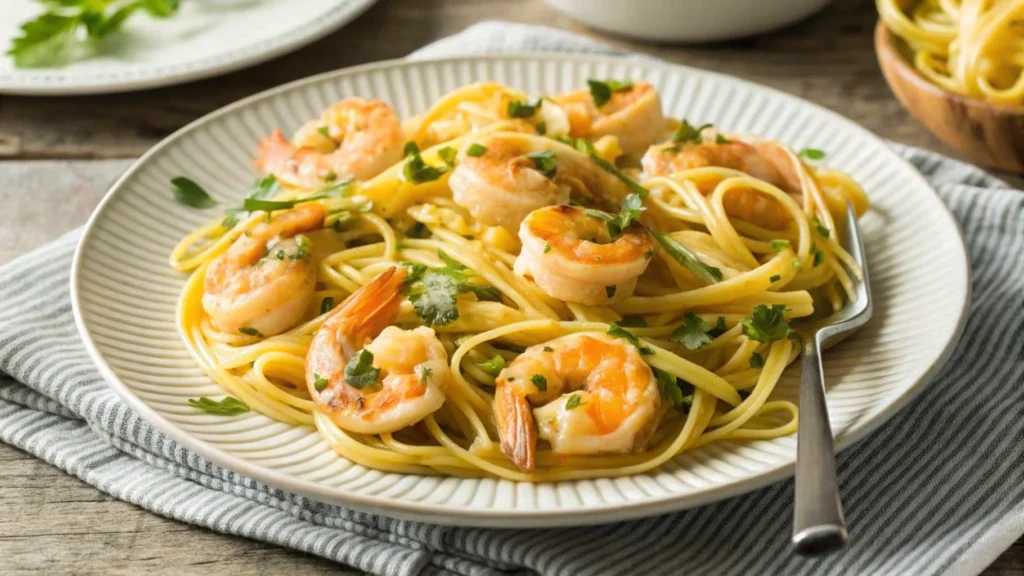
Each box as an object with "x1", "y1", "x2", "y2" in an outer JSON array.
[{"x1": 2, "y1": 21, "x2": 1023, "y2": 576}]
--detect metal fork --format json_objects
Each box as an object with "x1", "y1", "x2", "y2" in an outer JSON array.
[{"x1": 791, "y1": 203, "x2": 873, "y2": 556}]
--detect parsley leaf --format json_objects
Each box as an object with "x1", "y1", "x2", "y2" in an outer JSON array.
[
  {"x1": 770, "y1": 239, "x2": 792, "y2": 251},
  {"x1": 508, "y1": 98, "x2": 541, "y2": 118},
  {"x1": 344, "y1": 349, "x2": 380, "y2": 389},
  {"x1": 572, "y1": 137, "x2": 650, "y2": 198},
  {"x1": 405, "y1": 221, "x2": 430, "y2": 239},
  {"x1": 811, "y1": 243, "x2": 824, "y2": 267},
  {"x1": 531, "y1": 374, "x2": 548, "y2": 391},
  {"x1": 526, "y1": 150, "x2": 557, "y2": 177},
  {"x1": 715, "y1": 133, "x2": 732, "y2": 144},
  {"x1": 401, "y1": 142, "x2": 447, "y2": 183},
  {"x1": 187, "y1": 396, "x2": 250, "y2": 416},
  {"x1": 438, "y1": 146, "x2": 457, "y2": 167},
  {"x1": 437, "y1": 248, "x2": 464, "y2": 270},
  {"x1": 408, "y1": 269, "x2": 462, "y2": 326},
  {"x1": 320, "y1": 297, "x2": 335, "y2": 315},
  {"x1": 477, "y1": 355, "x2": 506, "y2": 377},
  {"x1": 769, "y1": 274, "x2": 782, "y2": 283},
  {"x1": 587, "y1": 79, "x2": 633, "y2": 108},
  {"x1": 239, "y1": 327, "x2": 263, "y2": 338},
  {"x1": 242, "y1": 180, "x2": 351, "y2": 212},
  {"x1": 466, "y1": 143, "x2": 488, "y2": 157},
  {"x1": 565, "y1": 393, "x2": 584, "y2": 409},
  {"x1": 670, "y1": 313, "x2": 717, "y2": 350},
  {"x1": 813, "y1": 217, "x2": 831, "y2": 238},
  {"x1": 749, "y1": 353, "x2": 765, "y2": 368},
  {"x1": 222, "y1": 208, "x2": 247, "y2": 229},
  {"x1": 607, "y1": 322, "x2": 654, "y2": 355},
  {"x1": 648, "y1": 229, "x2": 722, "y2": 285},
  {"x1": 171, "y1": 177, "x2": 216, "y2": 209},
  {"x1": 605, "y1": 285, "x2": 617, "y2": 298},
  {"x1": 312, "y1": 373, "x2": 329, "y2": 391},
  {"x1": 741, "y1": 304, "x2": 789, "y2": 343},
  {"x1": 583, "y1": 192, "x2": 646, "y2": 239},
  {"x1": 799, "y1": 148, "x2": 826, "y2": 160},
  {"x1": 673, "y1": 120, "x2": 713, "y2": 144},
  {"x1": 8, "y1": 0, "x2": 181, "y2": 69},
  {"x1": 654, "y1": 368, "x2": 693, "y2": 412},
  {"x1": 418, "y1": 366, "x2": 433, "y2": 383}
]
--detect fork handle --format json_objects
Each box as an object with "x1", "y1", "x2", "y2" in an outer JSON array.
[{"x1": 792, "y1": 337, "x2": 847, "y2": 556}]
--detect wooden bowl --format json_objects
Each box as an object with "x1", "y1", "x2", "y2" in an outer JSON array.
[{"x1": 875, "y1": 21, "x2": 1024, "y2": 172}]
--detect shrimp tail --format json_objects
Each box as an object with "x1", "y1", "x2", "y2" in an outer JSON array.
[
  {"x1": 329, "y1": 267, "x2": 408, "y2": 356},
  {"x1": 495, "y1": 382, "x2": 537, "y2": 472}
]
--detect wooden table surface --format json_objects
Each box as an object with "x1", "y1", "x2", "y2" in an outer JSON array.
[{"x1": 1, "y1": 0, "x2": 1021, "y2": 573}]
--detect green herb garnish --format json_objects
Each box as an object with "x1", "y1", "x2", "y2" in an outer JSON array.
[
  {"x1": 770, "y1": 239, "x2": 791, "y2": 252},
  {"x1": 312, "y1": 373, "x2": 329, "y2": 392},
  {"x1": 618, "y1": 315, "x2": 647, "y2": 328},
  {"x1": 770, "y1": 274, "x2": 781, "y2": 283},
  {"x1": 401, "y1": 141, "x2": 447, "y2": 183},
  {"x1": 565, "y1": 394, "x2": 584, "y2": 410},
  {"x1": 607, "y1": 323, "x2": 654, "y2": 355},
  {"x1": 477, "y1": 355, "x2": 506, "y2": 377},
  {"x1": 187, "y1": 396, "x2": 249, "y2": 416},
  {"x1": 649, "y1": 229, "x2": 722, "y2": 285},
  {"x1": 605, "y1": 285, "x2": 616, "y2": 298},
  {"x1": 749, "y1": 353, "x2": 765, "y2": 369},
  {"x1": 670, "y1": 313, "x2": 720, "y2": 350},
  {"x1": 531, "y1": 374, "x2": 548, "y2": 391},
  {"x1": 741, "y1": 304, "x2": 789, "y2": 343},
  {"x1": 171, "y1": 177, "x2": 216, "y2": 209},
  {"x1": 466, "y1": 143, "x2": 488, "y2": 157},
  {"x1": 673, "y1": 120, "x2": 713, "y2": 144},
  {"x1": 584, "y1": 192, "x2": 646, "y2": 240},
  {"x1": 508, "y1": 98, "x2": 541, "y2": 118},
  {"x1": 344, "y1": 349, "x2": 380, "y2": 389},
  {"x1": 799, "y1": 148, "x2": 826, "y2": 160},
  {"x1": 239, "y1": 327, "x2": 263, "y2": 338},
  {"x1": 438, "y1": 146, "x2": 458, "y2": 167},
  {"x1": 587, "y1": 79, "x2": 633, "y2": 108},
  {"x1": 526, "y1": 150, "x2": 557, "y2": 177},
  {"x1": 320, "y1": 297, "x2": 335, "y2": 315}
]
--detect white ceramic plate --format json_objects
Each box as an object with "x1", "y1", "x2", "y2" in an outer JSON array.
[
  {"x1": 0, "y1": 0, "x2": 377, "y2": 95},
  {"x1": 71, "y1": 54, "x2": 970, "y2": 527}
]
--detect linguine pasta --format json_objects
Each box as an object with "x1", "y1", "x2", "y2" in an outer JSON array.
[{"x1": 169, "y1": 80, "x2": 869, "y2": 481}]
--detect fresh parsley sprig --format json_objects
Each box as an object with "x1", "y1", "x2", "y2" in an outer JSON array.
[
  {"x1": 583, "y1": 192, "x2": 645, "y2": 240},
  {"x1": 402, "y1": 142, "x2": 448, "y2": 183},
  {"x1": 587, "y1": 79, "x2": 633, "y2": 108},
  {"x1": 8, "y1": 0, "x2": 181, "y2": 69},
  {"x1": 670, "y1": 313, "x2": 726, "y2": 350},
  {"x1": 741, "y1": 304, "x2": 790, "y2": 343},
  {"x1": 405, "y1": 250, "x2": 503, "y2": 326},
  {"x1": 606, "y1": 322, "x2": 654, "y2": 355},
  {"x1": 648, "y1": 229, "x2": 723, "y2": 285},
  {"x1": 344, "y1": 349, "x2": 381, "y2": 389},
  {"x1": 187, "y1": 396, "x2": 250, "y2": 416}
]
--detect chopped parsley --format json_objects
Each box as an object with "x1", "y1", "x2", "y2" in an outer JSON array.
[
  {"x1": 672, "y1": 120, "x2": 713, "y2": 144},
  {"x1": 741, "y1": 304, "x2": 789, "y2": 343},
  {"x1": 507, "y1": 98, "x2": 541, "y2": 118},
  {"x1": 715, "y1": 133, "x2": 732, "y2": 144},
  {"x1": 799, "y1": 148, "x2": 826, "y2": 160},
  {"x1": 618, "y1": 315, "x2": 647, "y2": 328},
  {"x1": 565, "y1": 394, "x2": 584, "y2": 410},
  {"x1": 531, "y1": 374, "x2": 548, "y2": 392},
  {"x1": 607, "y1": 322, "x2": 654, "y2": 355},
  {"x1": 238, "y1": 327, "x2": 263, "y2": 338},
  {"x1": 584, "y1": 192, "x2": 646, "y2": 240},
  {"x1": 320, "y1": 297, "x2": 335, "y2": 315},
  {"x1": 649, "y1": 229, "x2": 722, "y2": 285},
  {"x1": 242, "y1": 180, "x2": 351, "y2": 212},
  {"x1": 587, "y1": 79, "x2": 633, "y2": 108},
  {"x1": 670, "y1": 313, "x2": 720, "y2": 350},
  {"x1": 813, "y1": 217, "x2": 831, "y2": 238},
  {"x1": 535, "y1": 121, "x2": 547, "y2": 135},
  {"x1": 811, "y1": 244, "x2": 824, "y2": 267},
  {"x1": 770, "y1": 239, "x2": 792, "y2": 252},
  {"x1": 401, "y1": 142, "x2": 447, "y2": 183},
  {"x1": 250, "y1": 174, "x2": 282, "y2": 200},
  {"x1": 406, "y1": 221, "x2": 430, "y2": 239},
  {"x1": 438, "y1": 248, "x2": 464, "y2": 270},
  {"x1": 312, "y1": 373, "x2": 329, "y2": 391},
  {"x1": 438, "y1": 146, "x2": 458, "y2": 167},
  {"x1": 605, "y1": 285, "x2": 616, "y2": 298},
  {"x1": 749, "y1": 353, "x2": 765, "y2": 369},
  {"x1": 526, "y1": 150, "x2": 557, "y2": 177},
  {"x1": 466, "y1": 143, "x2": 488, "y2": 157},
  {"x1": 543, "y1": 346, "x2": 554, "y2": 352},
  {"x1": 477, "y1": 355, "x2": 506, "y2": 377},
  {"x1": 316, "y1": 126, "x2": 330, "y2": 138},
  {"x1": 418, "y1": 366, "x2": 433, "y2": 383},
  {"x1": 187, "y1": 396, "x2": 250, "y2": 416},
  {"x1": 543, "y1": 243, "x2": 552, "y2": 254},
  {"x1": 770, "y1": 274, "x2": 781, "y2": 283},
  {"x1": 343, "y1": 349, "x2": 380, "y2": 389},
  {"x1": 406, "y1": 251, "x2": 501, "y2": 325},
  {"x1": 572, "y1": 138, "x2": 649, "y2": 198},
  {"x1": 654, "y1": 368, "x2": 693, "y2": 412},
  {"x1": 171, "y1": 177, "x2": 216, "y2": 209}
]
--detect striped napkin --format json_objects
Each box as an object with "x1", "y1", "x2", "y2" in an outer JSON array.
[{"x1": 2, "y1": 21, "x2": 1023, "y2": 576}]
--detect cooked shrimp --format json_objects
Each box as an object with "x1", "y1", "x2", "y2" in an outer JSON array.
[
  {"x1": 552, "y1": 81, "x2": 665, "y2": 156},
  {"x1": 203, "y1": 204, "x2": 325, "y2": 337},
  {"x1": 256, "y1": 98, "x2": 404, "y2": 189},
  {"x1": 641, "y1": 138, "x2": 801, "y2": 229},
  {"x1": 448, "y1": 132, "x2": 632, "y2": 231},
  {"x1": 306, "y1": 268, "x2": 449, "y2": 434},
  {"x1": 514, "y1": 205, "x2": 653, "y2": 305},
  {"x1": 494, "y1": 333, "x2": 660, "y2": 472}
]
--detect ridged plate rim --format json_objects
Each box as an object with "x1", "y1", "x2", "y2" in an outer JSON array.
[{"x1": 70, "y1": 53, "x2": 971, "y2": 527}]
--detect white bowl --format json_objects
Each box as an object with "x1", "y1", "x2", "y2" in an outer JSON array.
[{"x1": 545, "y1": 0, "x2": 834, "y2": 43}]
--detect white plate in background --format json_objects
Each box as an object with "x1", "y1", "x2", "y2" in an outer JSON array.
[
  {"x1": 0, "y1": 0, "x2": 377, "y2": 95},
  {"x1": 71, "y1": 53, "x2": 969, "y2": 527}
]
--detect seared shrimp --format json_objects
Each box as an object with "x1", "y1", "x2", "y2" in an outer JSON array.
[
  {"x1": 494, "y1": 333, "x2": 660, "y2": 472},
  {"x1": 641, "y1": 138, "x2": 801, "y2": 229},
  {"x1": 306, "y1": 268, "x2": 449, "y2": 434},
  {"x1": 552, "y1": 81, "x2": 665, "y2": 156},
  {"x1": 448, "y1": 132, "x2": 632, "y2": 231},
  {"x1": 203, "y1": 204, "x2": 325, "y2": 337},
  {"x1": 257, "y1": 98, "x2": 404, "y2": 189},
  {"x1": 514, "y1": 205, "x2": 653, "y2": 305}
]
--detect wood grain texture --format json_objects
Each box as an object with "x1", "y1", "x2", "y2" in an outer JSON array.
[
  {"x1": 875, "y1": 23, "x2": 1024, "y2": 173},
  {"x1": 0, "y1": 0, "x2": 1021, "y2": 573}
]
